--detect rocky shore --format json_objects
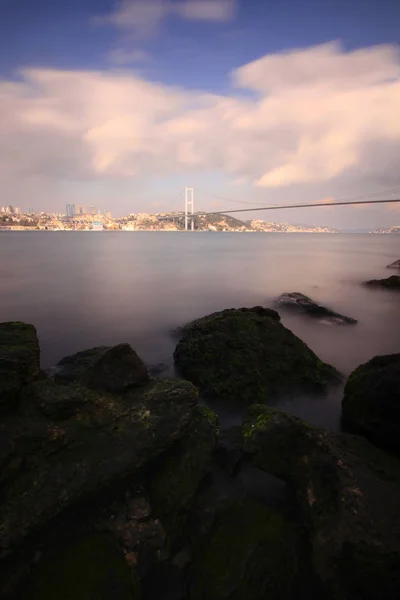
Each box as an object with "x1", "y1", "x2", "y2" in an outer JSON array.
[{"x1": 1, "y1": 312, "x2": 400, "y2": 600}]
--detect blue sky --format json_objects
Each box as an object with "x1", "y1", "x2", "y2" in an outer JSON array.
[{"x1": 1, "y1": 0, "x2": 400, "y2": 227}]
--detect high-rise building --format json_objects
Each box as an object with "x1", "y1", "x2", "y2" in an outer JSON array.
[
  {"x1": 71, "y1": 205, "x2": 76, "y2": 217},
  {"x1": 81, "y1": 204, "x2": 87, "y2": 215},
  {"x1": 105, "y1": 211, "x2": 112, "y2": 219},
  {"x1": 6, "y1": 205, "x2": 13, "y2": 214},
  {"x1": 0, "y1": 207, "x2": 5, "y2": 213},
  {"x1": 90, "y1": 206, "x2": 97, "y2": 215},
  {"x1": 14, "y1": 207, "x2": 20, "y2": 215},
  {"x1": 66, "y1": 204, "x2": 71, "y2": 217}
]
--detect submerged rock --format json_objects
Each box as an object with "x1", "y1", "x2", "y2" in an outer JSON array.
[
  {"x1": 277, "y1": 292, "x2": 357, "y2": 324},
  {"x1": 0, "y1": 322, "x2": 40, "y2": 410},
  {"x1": 54, "y1": 343, "x2": 149, "y2": 392},
  {"x1": 364, "y1": 275, "x2": 400, "y2": 289},
  {"x1": 243, "y1": 406, "x2": 400, "y2": 600},
  {"x1": 386, "y1": 259, "x2": 400, "y2": 269},
  {"x1": 174, "y1": 307, "x2": 340, "y2": 404},
  {"x1": 342, "y1": 354, "x2": 400, "y2": 456}
]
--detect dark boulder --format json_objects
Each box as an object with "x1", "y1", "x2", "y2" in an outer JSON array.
[
  {"x1": 21, "y1": 378, "x2": 96, "y2": 420},
  {"x1": 54, "y1": 343, "x2": 149, "y2": 392},
  {"x1": 189, "y1": 499, "x2": 318, "y2": 600},
  {"x1": 342, "y1": 354, "x2": 400, "y2": 455},
  {"x1": 51, "y1": 346, "x2": 108, "y2": 381},
  {"x1": 364, "y1": 275, "x2": 400, "y2": 289},
  {"x1": 0, "y1": 377, "x2": 199, "y2": 558},
  {"x1": 277, "y1": 292, "x2": 357, "y2": 324},
  {"x1": 0, "y1": 322, "x2": 40, "y2": 410},
  {"x1": 148, "y1": 405, "x2": 219, "y2": 552},
  {"x1": 174, "y1": 307, "x2": 340, "y2": 404},
  {"x1": 243, "y1": 406, "x2": 400, "y2": 600},
  {"x1": 22, "y1": 534, "x2": 139, "y2": 600},
  {"x1": 386, "y1": 259, "x2": 400, "y2": 269}
]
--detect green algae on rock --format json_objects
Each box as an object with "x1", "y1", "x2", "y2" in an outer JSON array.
[
  {"x1": 0, "y1": 377, "x2": 199, "y2": 558},
  {"x1": 243, "y1": 406, "x2": 400, "y2": 600},
  {"x1": 54, "y1": 343, "x2": 149, "y2": 393},
  {"x1": 174, "y1": 307, "x2": 340, "y2": 404},
  {"x1": 148, "y1": 404, "x2": 219, "y2": 552},
  {"x1": 342, "y1": 354, "x2": 400, "y2": 456},
  {"x1": 0, "y1": 322, "x2": 40, "y2": 410}
]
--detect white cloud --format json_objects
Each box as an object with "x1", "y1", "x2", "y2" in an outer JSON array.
[
  {"x1": 96, "y1": 0, "x2": 236, "y2": 36},
  {"x1": 175, "y1": 0, "x2": 236, "y2": 21},
  {"x1": 1, "y1": 41, "x2": 400, "y2": 217},
  {"x1": 107, "y1": 48, "x2": 150, "y2": 65}
]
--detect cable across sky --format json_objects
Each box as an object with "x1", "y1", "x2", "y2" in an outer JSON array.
[{"x1": 199, "y1": 198, "x2": 400, "y2": 216}]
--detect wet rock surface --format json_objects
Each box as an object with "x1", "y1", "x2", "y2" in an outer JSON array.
[
  {"x1": 277, "y1": 292, "x2": 357, "y2": 324},
  {"x1": 364, "y1": 275, "x2": 400, "y2": 289},
  {"x1": 174, "y1": 306, "x2": 340, "y2": 404},
  {"x1": 386, "y1": 259, "x2": 400, "y2": 269},
  {"x1": 1, "y1": 319, "x2": 400, "y2": 600},
  {"x1": 342, "y1": 354, "x2": 400, "y2": 456},
  {"x1": 0, "y1": 322, "x2": 40, "y2": 410},
  {"x1": 53, "y1": 343, "x2": 149, "y2": 392},
  {"x1": 244, "y1": 406, "x2": 400, "y2": 600}
]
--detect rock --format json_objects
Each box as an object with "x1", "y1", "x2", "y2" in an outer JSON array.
[
  {"x1": 54, "y1": 344, "x2": 149, "y2": 392},
  {"x1": 189, "y1": 499, "x2": 318, "y2": 600},
  {"x1": 364, "y1": 275, "x2": 400, "y2": 289},
  {"x1": 0, "y1": 377, "x2": 198, "y2": 557},
  {"x1": 51, "y1": 346, "x2": 108, "y2": 381},
  {"x1": 21, "y1": 534, "x2": 139, "y2": 600},
  {"x1": 0, "y1": 322, "x2": 40, "y2": 410},
  {"x1": 277, "y1": 292, "x2": 357, "y2": 324},
  {"x1": 386, "y1": 259, "x2": 400, "y2": 269},
  {"x1": 243, "y1": 406, "x2": 400, "y2": 600},
  {"x1": 342, "y1": 354, "x2": 400, "y2": 456},
  {"x1": 174, "y1": 307, "x2": 340, "y2": 404},
  {"x1": 148, "y1": 405, "x2": 219, "y2": 551},
  {"x1": 22, "y1": 379, "x2": 95, "y2": 420}
]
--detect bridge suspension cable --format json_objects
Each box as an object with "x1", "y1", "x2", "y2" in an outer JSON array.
[{"x1": 199, "y1": 198, "x2": 400, "y2": 216}]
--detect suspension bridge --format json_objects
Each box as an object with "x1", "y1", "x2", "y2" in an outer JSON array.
[{"x1": 164, "y1": 187, "x2": 400, "y2": 230}]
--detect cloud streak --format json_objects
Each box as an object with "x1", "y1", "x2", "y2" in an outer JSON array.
[
  {"x1": 1, "y1": 41, "x2": 400, "y2": 216},
  {"x1": 96, "y1": 0, "x2": 237, "y2": 37}
]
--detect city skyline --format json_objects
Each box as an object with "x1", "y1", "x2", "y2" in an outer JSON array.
[{"x1": 1, "y1": 0, "x2": 400, "y2": 228}]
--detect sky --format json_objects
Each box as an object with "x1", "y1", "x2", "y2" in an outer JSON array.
[{"x1": 1, "y1": 0, "x2": 400, "y2": 228}]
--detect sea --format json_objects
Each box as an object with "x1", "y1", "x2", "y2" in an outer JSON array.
[{"x1": 1, "y1": 231, "x2": 399, "y2": 430}]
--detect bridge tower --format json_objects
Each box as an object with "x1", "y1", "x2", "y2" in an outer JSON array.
[{"x1": 185, "y1": 187, "x2": 195, "y2": 231}]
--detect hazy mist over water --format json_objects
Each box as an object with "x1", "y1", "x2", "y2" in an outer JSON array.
[{"x1": 1, "y1": 232, "x2": 399, "y2": 430}]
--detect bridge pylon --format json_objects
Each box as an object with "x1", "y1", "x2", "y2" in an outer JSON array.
[{"x1": 185, "y1": 187, "x2": 194, "y2": 231}]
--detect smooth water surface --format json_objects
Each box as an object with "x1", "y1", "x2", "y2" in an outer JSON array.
[{"x1": 1, "y1": 232, "x2": 399, "y2": 429}]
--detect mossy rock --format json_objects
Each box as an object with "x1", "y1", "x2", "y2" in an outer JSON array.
[
  {"x1": 53, "y1": 344, "x2": 149, "y2": 393},
  {"x1": 0, "y1": 322, "x2": 40, "y2": 410},
  {"x1": 22, "y1": 534, "x2": 139, "y2": 600},
  {"x1": 189, "y1": 499, "x2": 316, "y2": 600},
  {"x1": 342, "y1": 354, "x2": 400, "y2": 456},
  {"x1": 174, "y1": 307, "x2": 340, "y2": 404},
  {"x1": 243, "y1": 406, "x2": 400, "y2": 600},
  {"x1": 0, "y1": 378, "x2": 199, "y2": 557},
  {"x1": 149, "y1": 405, "x2": 219, "y2": 551}
]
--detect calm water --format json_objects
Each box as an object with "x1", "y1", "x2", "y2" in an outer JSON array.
[{"x1": 1, "y1": 232, "x2": 399, "y2": 429}]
